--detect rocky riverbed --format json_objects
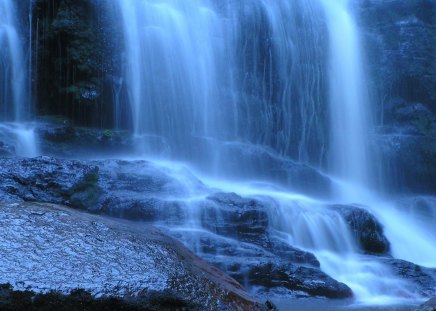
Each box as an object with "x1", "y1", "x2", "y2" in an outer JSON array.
[{"x1": 0, "y1": 156, "x2": 435, "y2": 304}]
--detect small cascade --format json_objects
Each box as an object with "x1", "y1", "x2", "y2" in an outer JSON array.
[
  {"x1": 364, "y1": 197, "x2": 436, "y2": 269},
  {"x1": 266, "y1": 194, "x2": 416, "y2": 304}
]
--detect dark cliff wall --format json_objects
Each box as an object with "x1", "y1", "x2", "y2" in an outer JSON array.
[
  {"x1": 358, "y1": 0, "x2": 436, "y2": 194},
  {"x1": 33, "y1": 0, "x2": 121, "y2": 127}
]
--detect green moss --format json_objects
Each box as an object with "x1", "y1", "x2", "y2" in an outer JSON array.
[{"x1": 103, "y1": 129, "x2": 113, "y2": 138}]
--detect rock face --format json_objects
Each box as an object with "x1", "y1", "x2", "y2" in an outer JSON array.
[
  {"x1": 0, "y1": 156, "x2": 100, "y2": 209},
  {"x1": 247, "y1": 263, "x2": 352, "y2": 299},
  {"x1": 417, "y1": 297, "x2": 436, "y2": 311},
  {"x1": 381, "y1": 258, "x2": 436, "y2": 298},
  {"x1": 0, "y1": 202, "x2": 266, "y2": 310},
  {"x1": 358, "y1": 0, "x2": 436, "y2": 194},
  {"x1": 333, "y1": 205, "x2": 390, "y2": 254},
  {"x1": 95, "y1": 160, "x2": 350, "y2": 298},
  {"x1": 33, "y1": 0, "x2": 120, "y2": 127},
  {"x1": 35, "y1": 119, "x2": 134, "y2": 157}
]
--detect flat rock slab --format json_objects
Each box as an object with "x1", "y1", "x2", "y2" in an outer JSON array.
[{"x1": 0, "y1": 202, "x2": 266, "y2": 310}]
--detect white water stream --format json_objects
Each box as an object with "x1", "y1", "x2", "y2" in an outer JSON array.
[{"x1": 0, "y1": 1, "x2": 37, "y2": 157}]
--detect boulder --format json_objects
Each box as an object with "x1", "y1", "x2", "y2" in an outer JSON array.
[
  {"x1": 333, "y1": 205, "x2": 390, "y2": 254},
  {"x1": 0, "y1": 156, "x2": 99, "y2": 209},
  {"x1": 247, "y1": 262, "x2": 352, "y2": 299},
  {"x1": 94, "y1": 159, "x2": 206, "y2": 222},
  {"x1": 175, "y1": 232, "x2": 350, "y2": 299},
  {"x1": 202, "y1": 192, "x2": 269, "y2": 239},
  {"x1": 201, "y1": 192, "x2": 320, "y2": 266},
  {"x1": 0, "y1": 202, "x2": 268, "y2": 310}
]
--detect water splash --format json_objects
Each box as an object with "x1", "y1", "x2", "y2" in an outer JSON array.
[{"x1": 0, "y1": 123, "x2": 38, "y2": 157}]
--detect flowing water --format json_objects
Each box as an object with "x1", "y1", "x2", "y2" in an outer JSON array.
[
  {"x1": 0, "y1": 122, "x2": 38, "y2": 157},
  {"x1": 0, "y1": 0, "x2": 37, "y2": 156},
  {"x1": 118, "y1": 0, "x2": 327, "y2": 176},
  {"x1": 113, "y1": 0, "x2": 436, "y2": 306},
  {"x1": 0, "y1": 0, "x2": 29, "y2": 121},
  {"x1": 112, "y1": 0, "x2": 435, "y2": 306},
  {"x1": 321, "y1": 0, "x2": 371, "y2": 197},
  {"x1": 1, "y1": 0, "x2": 434, "y2": 307}
]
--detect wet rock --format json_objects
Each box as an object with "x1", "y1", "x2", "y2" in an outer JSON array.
[
  {"x1": 0, "y1": 141, "x2": 15, "y2": 157},
  {"x1": 382, "y1": 258, "x2": 436, "y2": 298},
  {"x1": 373, "y1": 134, "x2": 436, "y2": 194},
  {"x1": 96, "y1": 165, "x2": 323, "y2": 296},
  {"x1": 94, "y1": 159, "x2": 205, "y2": 222},
  {"x1": 166, "y1": 227, "x2": 341, "y2": 299},
  {"x1": 0, "y1": 157, "x2": 348, "y2": 299},
  {"x1": 359, "y1": 0, "x2": 436, "y2": 109},
  {"x1": 201, "y1": 192, "x2": 320, "y2": 266},
  {"x1": 247, "y1": 262, "x2": 352, "y2": 299},
  {"x1": 359, "y1": 0, "x2": 436, "y2": 194},
  {"x1": 416, "y1": 297, "x2": 436, "y2": 311},
  {"x1": 333, "y1": 205, "x2": 390, "y2": 254},
  {"x1": 203, "y1": 192, "x2": 269, "y2": 238},
  {"x1": 0, "y1": 202, "x2": 267, "y2": 310},
  {"x1": 0, "y1": 157, "x2": 99, "y2": 209},
  {"x1": 36, "y1": 119, "x2": 134, "y2": 157}
]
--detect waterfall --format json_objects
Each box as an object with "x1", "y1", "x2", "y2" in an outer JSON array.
[
  {"x1": 112, "y1": 0, "x2": 435, "y2": 304},
  {"x1": 119, "y1": 0, "x2": 230, "y2": 157},
  {"x1": 0, "y1": 0, "x2": 29, "y2": 121},
  {"x1": 321, "y1": 0, "x2": 371, "y2": 196},
  {"x1": 320, "y1": 0, "x2": 436, "y2": 278},
  {"x1": 116, "y1": 0, "x2": 328, "y2": 181},
  {"x1": 0, "y1": 0, "x2": 37, "y2": 157}
]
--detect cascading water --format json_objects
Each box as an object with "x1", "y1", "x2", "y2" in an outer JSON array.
[
  {"x1": 0, "y1": 0, "x2": 37, "y2": 157},
  {"x1": 0, "y1": 0, "x2": 28, "y2": 121},
  {"x1": 318, "y1": 0, "x2": 436, "y2": 291},
  {"x1": 321, "y1": 0, "x2": 371, "y2": 196},
  {"x1": 112, "y1": 0, "x2": 434, "y2": 307},
  {"x1": 117, "y1": 0, "x2": 328, "y2": 183},
  {"x1": 119, "y1": 0, "x2": 230, "y2": 158}
]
